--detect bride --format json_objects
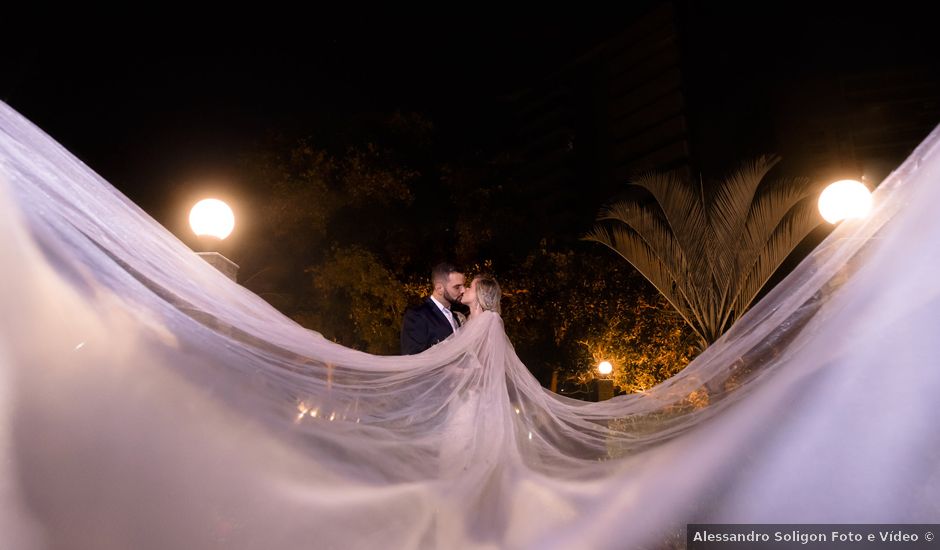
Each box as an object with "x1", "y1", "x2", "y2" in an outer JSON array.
[
  {"x1": 437, "y1": 274, "x2": 502, "y2": 477},
  {"x1": 459, "y1": 274, "x2": 502, "y2": 320}
]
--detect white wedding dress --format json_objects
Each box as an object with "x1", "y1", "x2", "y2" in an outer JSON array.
[{"x1": 1, "y1": 99, "x2": 939, "y2": 549}]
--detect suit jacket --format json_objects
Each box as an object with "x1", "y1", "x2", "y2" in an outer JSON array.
[{"x1": 400, "y1": 298, "x2": 461, "y2": 355}]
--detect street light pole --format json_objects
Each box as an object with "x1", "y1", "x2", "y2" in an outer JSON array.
[
  {"x1": 597, "y1": 360, "x2": 614, "y2": 401},
  {"x1": 190, "y1": 198, "x2": 239, "y2": 282}
]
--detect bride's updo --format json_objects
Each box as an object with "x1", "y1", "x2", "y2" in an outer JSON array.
[{"x1": 473, "y1": 274, "x2": 501, "y2": 314}]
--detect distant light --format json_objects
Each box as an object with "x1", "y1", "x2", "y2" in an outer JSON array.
[
  {"x1": 818, "y1": 180, "x2": 872, "y2": 223},
  {"x1": 189, "y1": 199, "x2": 235, "y2": 239},
  {"x1": 598, "y1": 361, "x2": 613, "y2": 375},
  {"x1": 296, "y1": 402, "x2": 309, "y2": 422}
]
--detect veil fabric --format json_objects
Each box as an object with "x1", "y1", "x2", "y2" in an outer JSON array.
[{"x1": 1, "y1": 100, "x2": 938, "y2": 549}]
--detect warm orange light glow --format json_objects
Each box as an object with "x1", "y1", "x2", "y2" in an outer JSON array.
[
  {"x1": 598, "y1": 361, "x2": 613, "y2": 375},
  {"x1": 189, "y1": 198, "x2": 235, "y2": 239},
  {"x1": 818, "y1": 180, "x2": 872, "y2": 223},
  {"x1": 296, "y1": 402, "x2": 309, "y2": 422}
]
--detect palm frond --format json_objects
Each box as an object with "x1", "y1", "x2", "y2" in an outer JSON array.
[
  {"x1": 709, "y1": 156, "x2": 781, "y2": 294},
  {"x1": 588, "y1": 156, "x2": 823, "y2": 349},
  {"x1": 596, "y1": 201, "x2": 687, "y2": 281},
  {"x1": 583, "y1": 224, "x2": 707, "y2": 344},
  {"x1": 592, "y1": 199, "x2": 716, "y2": 339},
  {"x1": 736, "y1": 177, "x2": 818, "y2": 284},
  {"x1": 629, "y1": 171, "x2": 717, "y2": 313},
  {"x1": 628, "y1": 170, "x2": 709, "y2": 258},
  {"x1": 730, "y1": 196, "x2": 820, "y2": 318}
]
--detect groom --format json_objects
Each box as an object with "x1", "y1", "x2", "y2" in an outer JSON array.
[{"x1": 401, "y1": 262, "x2": 467, "y2": 355}]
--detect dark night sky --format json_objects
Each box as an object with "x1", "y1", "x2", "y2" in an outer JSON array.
[
  {"x1": 1, "y1": 13, "x2": 640, "y2": 224},
  {"x1": 1, "y1": 4, "x2": 936, "y2": 238}
]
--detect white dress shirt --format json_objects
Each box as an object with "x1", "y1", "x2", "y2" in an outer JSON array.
[{"x1": 429, "y1": 295, "x2": 458, "y2": 332}]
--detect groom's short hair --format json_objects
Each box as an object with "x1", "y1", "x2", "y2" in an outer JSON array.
[{"x1": 431, "y1": 262, "x2": 459, "y2": 285}]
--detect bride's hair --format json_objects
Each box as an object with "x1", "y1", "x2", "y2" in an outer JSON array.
[{"x1": 473, "y1": 274, "x2": 501, "y2": 314}]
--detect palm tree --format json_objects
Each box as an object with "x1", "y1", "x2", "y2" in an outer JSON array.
[{"x1": 584, "y1": 156, "x2": 821, "y2": 350}]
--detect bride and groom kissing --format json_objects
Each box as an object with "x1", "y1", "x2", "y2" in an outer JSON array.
[{"x1": 400, "y1": 263, "x2": 501, "y2": 355}]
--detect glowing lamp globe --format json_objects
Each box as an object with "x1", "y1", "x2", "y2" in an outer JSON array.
[
  {"x1": 818, "y1": 180, "x2": 872, "y2": 224},
  {"x1": 189, "y1": 199, "x2": 235, "y2": 240},
  {"x1": 598, "y1": 361, "x2": 613, "y2": 376}
]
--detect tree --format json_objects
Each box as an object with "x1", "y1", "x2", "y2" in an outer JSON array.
[
  {"x1": 498, "y1": 248, "x2": 699, "y2": 392},
  {"x1": 234, "y1": 114, "x2": 431, "y2": 351},
  {"x1": 296, "y1": 246, "x2": 425, "y2": 354},
  {"x1": 584, "y1": 156, "x2": 821, "y2": 349},
  {"x1": 571, "y1": 292, "x2": 700, "y2": 394}
]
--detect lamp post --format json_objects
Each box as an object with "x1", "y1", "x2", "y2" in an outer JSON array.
[
  {"x1": 189, "y1": 198, "x2": 239, "y2": 282},
  {"x1": 596, "y1": 360, "x2": 614, "y2": 401},
  {"x1": 815, "y1": 179, "x2": 874, "y2": 292}
]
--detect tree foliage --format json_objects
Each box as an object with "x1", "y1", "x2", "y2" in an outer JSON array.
[
  {"x1": 499, "y1": 248, "x2": 699, "y2": 392},
  {"x1": 294, "y1": 246, "x2": 425, "y2": 354}
]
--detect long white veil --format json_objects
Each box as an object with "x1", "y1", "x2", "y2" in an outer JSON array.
[{"x1": 1, "y1": 100, "x2": 938, "y2": 549}]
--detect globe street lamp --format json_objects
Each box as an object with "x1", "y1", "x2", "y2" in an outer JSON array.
[
  {"x1": 597, "y1": 360, "x2": 614, "y2": 401},
  {"x1": 189, "y1": 198, "x2": 239, "y2": 282},
  {"x1": 818, "y1": 180, "x2": 873, "y2": 223},
  {"x1": 190, "y1": 198, "x2": 235, "y2": 239}
]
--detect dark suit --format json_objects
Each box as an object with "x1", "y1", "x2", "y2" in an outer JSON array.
[{"x1": 400, "y1": 298, "x2": 461, "y2": 355}]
